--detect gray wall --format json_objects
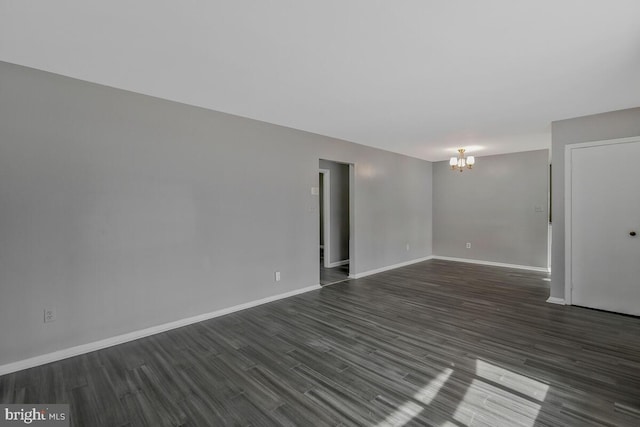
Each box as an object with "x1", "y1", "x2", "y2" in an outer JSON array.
[
  {"x1": 319, "y1": 159, "x2": 349, "y2": 264},
  {"x1": 433, "y1": 150, "x2": 549, "y2": 268},
  {"x1": 550, "y1": 107, "x2": 640, "y2": 299},
  {"x1": 0, "y1": 61, "x2": 433, "y2": 366}
]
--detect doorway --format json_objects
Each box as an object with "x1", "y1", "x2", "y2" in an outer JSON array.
[{"x1": 319, "y1": 160, "x2": 352, "y2": 285}]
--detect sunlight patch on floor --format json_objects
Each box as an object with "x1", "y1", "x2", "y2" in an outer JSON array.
[
  {"x1": 452, "y1": 360, "x2": 549, "y2": 426},
  {"x1": 475, "y1": 359, "x2": 549, "y2": 402},
  {"x1": 374, "y1": 360, "x2": 550, "y2": 427},
  {"x1": 375, "y1": 368, "x2": 453, "y2": 427}
]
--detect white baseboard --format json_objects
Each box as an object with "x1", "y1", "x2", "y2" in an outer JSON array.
[
  {"x1": 351, "y1": 256, "x2": 433, "y2": 279},
  {"x1": 0, "y1": 284, "x2": 321, "y2": 376},
  {"x1": 327, "y1": 259, "x2": 349, "y2": 268},
  {"x1": 546, "y1": 297, "x2": 566, "y2": 305},
  {"x1": 431, "y1": 256, "x2": 550, "y2": 273}
]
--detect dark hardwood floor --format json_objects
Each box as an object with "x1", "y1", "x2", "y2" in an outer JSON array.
[
  {"x1": 319, "y1": 261, "x2": 349, "y2": 286},
  {"x1": 2, "y1": 259, "x2": 640, "y2": 426}
]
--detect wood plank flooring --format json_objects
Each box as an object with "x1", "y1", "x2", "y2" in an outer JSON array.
[
  {"x1": 320, "y1": 261, "x2": 349, "y2": 286},
  {"x1": 2, "y1": 259, "x2": 640, "y2": 426}
]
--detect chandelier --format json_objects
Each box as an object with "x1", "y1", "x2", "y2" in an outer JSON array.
[{"x1": 449, "y1": 148, "x2": 475, "y2": 172}]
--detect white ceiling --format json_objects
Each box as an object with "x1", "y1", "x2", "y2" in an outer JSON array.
[{"x1": 1, "y1": 1, "x2": 639, "y2": 161}]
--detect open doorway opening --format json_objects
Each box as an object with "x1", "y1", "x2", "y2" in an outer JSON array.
[{"x1": 319, "y1": 159, "x2": 352, "y2": 285}]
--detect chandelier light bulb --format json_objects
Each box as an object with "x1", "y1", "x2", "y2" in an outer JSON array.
[{"x1": 450, "y1": 148, "x2": 476, "y2": 172}]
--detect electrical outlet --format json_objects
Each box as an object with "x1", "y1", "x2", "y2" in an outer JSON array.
[
  {"x1": 44, "y1": 308, "x2": 56, "y2": 323},
  {"x1": 466, "y1": 242, "x2": 471, "y2": 249},
  {"x1": 275, "y1": 271, "x2": 281, "y2": 282}
]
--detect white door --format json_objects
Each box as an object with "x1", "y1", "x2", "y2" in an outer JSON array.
[{"x1": 569, "y1": 138, "x2": 640, "y2": 315}]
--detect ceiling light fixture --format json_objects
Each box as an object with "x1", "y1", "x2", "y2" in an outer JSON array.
[{"x1": 449, "y1": 148, "x2": 475, "y2": 172}]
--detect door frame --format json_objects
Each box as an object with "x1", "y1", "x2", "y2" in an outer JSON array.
[
  {"x1": 348, "y1": 163, "x2": 355, "y2": 278},
  {"x1": 564, "y1": 135, "x2": 640, "y2": 305},
  {"x1": 319, "y1": 169, "x2": 331, "y2": 268}
]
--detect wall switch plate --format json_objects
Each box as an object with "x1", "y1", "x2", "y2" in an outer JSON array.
[
  {"x1": 275, "y1": 271, "x2": 281, "y2": 281},
  {"x1": 406, "y1": 243, "x2": 410, "y2": 251},
  {"x1": 311, "y1": 187, "x2": 319, "y2": 195},
  {"x1": 44, "y1": 308, "x2": 56, "y2": 323},
  {"x1": 466, "y1": 242, "x2": 471, "y2": 249}
]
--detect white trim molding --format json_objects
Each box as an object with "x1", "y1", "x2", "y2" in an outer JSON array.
[
  {"x1": 0, "y1": 284, "x2": 321, "y2": 376},
  {"x1": 546, "y1": 297, "x2": 566, "y2": 305},
  {"x1": 327, "y1": 259, "x2": 349, "y2": 268},
  {"x1": 319, "y1": 168, "x2": 331, "y2": 269},
  {"x1": 350, "y1": 256, "x2": 433, "y2": 279},
  {"x1": 431, "y1": 256, "x2": 550, "y2": 273}
]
